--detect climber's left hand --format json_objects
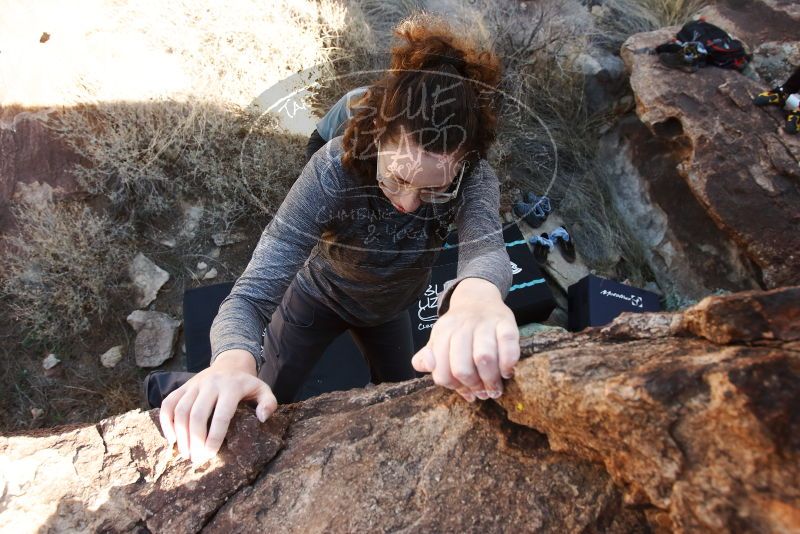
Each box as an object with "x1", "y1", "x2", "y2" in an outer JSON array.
[{"x1": 411, "y1": 277, "x2": 520, "y2": 402}]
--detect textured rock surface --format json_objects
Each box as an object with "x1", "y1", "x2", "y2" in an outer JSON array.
[
  {"x1": 0, "y1": 410, "x2": 288, "y2": 533},
  {"x1": 128, "y1": 252, "x2": 171, "y2": 308},
  {"x1": 1, "y1": 286, "x2": 797, "y2": 533},
  {"x1": 598, "y1": 115, "x2": 763, "y2": 302},
  {"x1": 204, "y1": 382, "x2": 642, "y2": 533},
  {"x1": 126, "y1": 310, "x2": 182, "y2": 367},
  {"x1": 499, "y1": 286, "x2": 800, "y2": 532},
  {"x1": 619, "y1": 7, "x2": 800, "y2": 290}
]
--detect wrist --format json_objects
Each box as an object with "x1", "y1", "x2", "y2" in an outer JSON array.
[
  {"x1": 213, "y1": 349, "x2": 258, "y2": 376},
  {"x1": 450, "y1": 277, "x2": 501, "y2": 307}
]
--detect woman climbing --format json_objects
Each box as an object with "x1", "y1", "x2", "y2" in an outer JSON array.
[{"x1": 159, "y1": 13, "x2": 519, "y2": 465}]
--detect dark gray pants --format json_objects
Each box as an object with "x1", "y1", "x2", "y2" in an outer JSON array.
[
  {"x1": 262, "y1": 278, "x2": 416, "y2": 404},
  {"x1": 305, "y1": 128, "x2": 327, "y2": 164}
]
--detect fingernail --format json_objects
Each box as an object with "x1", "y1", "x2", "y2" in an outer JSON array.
[
  {"x1": 488, "y1": 390, "x2": 502, "y2": 399},
  {"x1": 475, "y1": 390, "x2": 489, "y2": 400}
]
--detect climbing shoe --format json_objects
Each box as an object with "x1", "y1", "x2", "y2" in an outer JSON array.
[
  {"x1": 514, "y1": 192, "x2": 551, "y2": 228},
  {"x1": 549, "y1": 226, "x2": 576, "y2": 263},
  {"x1": 513, "y1": 200, "x2": 546, "y2": 228},
  {"x1": 753, "y1": 87, "x2": 786, "y2": 107},
  {"x1": 786, "y1": 110, "x2": 799, "y2": 135}
]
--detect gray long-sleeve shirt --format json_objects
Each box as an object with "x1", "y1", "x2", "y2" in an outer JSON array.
[{"x1": 209, "y1": 135, "x2": 512, "y2": 373}]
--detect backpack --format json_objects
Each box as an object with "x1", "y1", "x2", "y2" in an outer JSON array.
[{"x1": 655, "y1": 19, "x2": 750, "y2": 71}]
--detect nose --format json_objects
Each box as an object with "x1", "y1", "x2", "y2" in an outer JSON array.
[{"x1": 393, "y1": 191, "x2": 421, "y2": 213}]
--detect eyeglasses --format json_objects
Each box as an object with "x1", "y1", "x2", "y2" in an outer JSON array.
[{"x1": 375, "y1": 139, "x2": 466, "y2": 204}]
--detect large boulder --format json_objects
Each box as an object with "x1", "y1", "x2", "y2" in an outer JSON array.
[
  {"x1": 1, "y1": 286, "x2": 797, "y2": 533},
  {"x1": 615, "y1": 5, "x2": 800, "y2": 293}
]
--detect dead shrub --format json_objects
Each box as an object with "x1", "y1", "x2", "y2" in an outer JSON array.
[{"x1": 0, "y1": 199, "x2": 134, "y2": 345}]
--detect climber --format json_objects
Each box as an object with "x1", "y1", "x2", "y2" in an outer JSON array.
[
  {"x1": 304, "y1": 86, "x2": 368, "y2": 163},
  {"x1": 158, "y1": 13, "x2": 520, "y2": 465},
  {"x1": 753, "y1": 65, "x2": 800, "y2": 134}
]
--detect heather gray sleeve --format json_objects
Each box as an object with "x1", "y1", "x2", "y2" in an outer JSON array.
[
  {"x1": 209, "y1": 148, "x2": 339, "y2": 372},
  {"x1": 436, "y1": 159, "x2": 513, "y2": 317}
]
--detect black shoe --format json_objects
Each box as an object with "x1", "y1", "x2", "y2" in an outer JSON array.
[
  {"x1": 787, "y1": 110, "x2": 799, "y2": 134},
  {"x1": 142, "y1": 370, "x2": 195, "y2": 410},
  {"x1": 550, "y1": 226, "x2": 576, "y2": 263},
  {"x1": 513, "y1": 201, "x2": 546, "y2": 228},
  {"x1": 529, "y1": 233, "x2": 552, "y2": 266},
  {"x1": 754, "y1": 87, "x2": 786, "y2": 107}
]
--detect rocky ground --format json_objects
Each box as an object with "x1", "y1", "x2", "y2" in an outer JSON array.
[{"x1": 1, "y1": 286, "x2": 797, "y2": 533}]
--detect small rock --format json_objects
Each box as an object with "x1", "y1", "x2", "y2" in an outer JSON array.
[
  {"x1": 126, "y1": 310, "x2": 181, "y2": 367},
  {"x1": 42, "y1": 353, "x2": 60, "y2": 370},
  {"x1": 99, "y1": 345, "x2": 125, "y2": 368},
  {"x1": 197, "y1": 261, "x2": 208, "y2": 271},
  {"x1": 212, "y1": 231, "x2": 246, "y2": 247},
  {"x1": 203, "y1": 267, "x2": 218, "y2": 280},
  {"x1": 128, "y1": 252, "x2": 170, "y2": 308},
  {"x1": 30, "y1": 407, "x2": 44, "y2": 419},
  {"x1": 12, "y1": 181, "x2": 57, "y2": 207},
  {"x1": 179, "y1": 203, "x2": 205, "y2": 241},
  {"x1": 159, "y1": 238, "x2": 177, "y2": 248},
  {"x1": 209, "y1": 247, "x2": 221, "y2": 259}
]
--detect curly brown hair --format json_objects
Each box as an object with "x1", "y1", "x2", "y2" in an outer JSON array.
[{"x1": 341, "y1": 12, "x2": 502, "y2": 185}]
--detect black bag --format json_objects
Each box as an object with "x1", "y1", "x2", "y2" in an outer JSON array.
[{"x1": 655, "y1": 19, "x2": 750, "y2": 71}]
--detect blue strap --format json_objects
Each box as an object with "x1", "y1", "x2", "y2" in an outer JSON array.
[
  {"x1": 532, "y1": 196, "x2": 551, "y2": 218},
  {"x1": 529, "y1": 234, "x2": 554, "y2": 248},
  {"x1": 443, "y1": 238, "x2": 528, "y2": 250},
  {"x1": 550, "y1": 226, "x2": 570, "y2": 242},
  {"x1": 509, "y1": 278, "x2": 546, "y2": 292}
]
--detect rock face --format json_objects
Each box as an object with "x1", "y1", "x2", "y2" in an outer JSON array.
[
  {"x1": 499, "y1": 286, "x2": 800, "y2": 532},
  {"x1": 0, "y1": 410, "x2": 287, "y2": 533},
  {"x1": 615, "y1": 4, "x2": 800, "y2": 293},
  {"x1": 1, "y1": 286, "x2": 797, "y2": 533}
]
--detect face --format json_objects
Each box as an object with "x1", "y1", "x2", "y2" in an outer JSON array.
[{"x1": 376, "y1": 133, "x2": 466, "y2": 213}]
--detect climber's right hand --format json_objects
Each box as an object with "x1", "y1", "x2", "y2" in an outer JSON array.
[{"x1": 158, "y1": 349, "x2": 277, "y2": 465}]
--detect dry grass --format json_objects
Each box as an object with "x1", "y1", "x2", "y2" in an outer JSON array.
[
  {"x1": 473, "y1": 0, "x2": 652, "y2": 282},
  {"x1": 46, "y1": 100, "x2": 306, "y2": 228},
  {"x1": 1, "y1": 0, "x2": 344, "y2": 432},
  {"x1": 0, "y1": 199, "x2": 134, "y2": 346},
  {"x1": 593, "y1": 0, "x2": 708, "y2": 52},
  {"x1": 0, "y1": 317, "x2": 144, "y2": 431}
]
